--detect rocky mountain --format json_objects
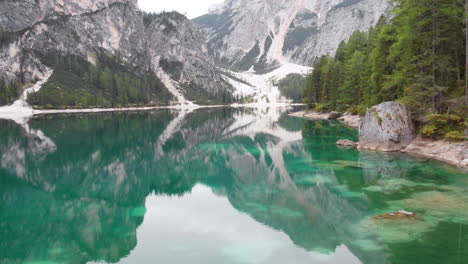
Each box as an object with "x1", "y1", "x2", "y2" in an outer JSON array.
[
  {"x1": 194, "y1": 0, "x2": 392, "y2": 72},
  {"x1": 0, "y1": 0, "x2": 232, "y2": 107}
]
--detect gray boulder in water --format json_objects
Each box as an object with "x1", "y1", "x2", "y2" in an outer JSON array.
[{"x1": 359, "y1": 102, "x2": 415, "y2": 152}]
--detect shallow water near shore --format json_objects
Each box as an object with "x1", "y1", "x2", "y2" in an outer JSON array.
[{"x1": 0, "y1": 107, "x2": 467, "y2": 264}]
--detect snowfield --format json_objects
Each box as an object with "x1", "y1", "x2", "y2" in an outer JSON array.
[
  {"x1": 155, "y1": 67, "x2": 198, "y2": 108},
  {"x1": 223, "y1": 63, "x2": 311, "y2": 106},
  {"x1": 0, "y1": 69, "x2": 53, "y2": 124}
]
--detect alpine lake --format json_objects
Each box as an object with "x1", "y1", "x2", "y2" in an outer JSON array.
[{"x1": 0, "y1": 107, "x2": 467, "y2": 264}]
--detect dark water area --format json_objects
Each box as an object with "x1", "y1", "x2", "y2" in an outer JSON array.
[{"x1": 0, "y1": 107, "x2": 467, "y2": 264}]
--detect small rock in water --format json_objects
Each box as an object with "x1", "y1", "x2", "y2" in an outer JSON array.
[
  {"x1": 374, "y1": 210, "x2": 418, "y2": 220},
  {"x1": 328, "y1": 111, "x2": 343, "y2": 120},
  {"x1": 398, "y1": 210, "x2": 414, "y2": 216},
  {"x1": 336, "y1": 139, "x2": 358, "y2": 148}
]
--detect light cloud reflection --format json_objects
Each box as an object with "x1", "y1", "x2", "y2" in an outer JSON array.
[{"x1": 118, "y1": 184, "x2": 361, "y2": 264}]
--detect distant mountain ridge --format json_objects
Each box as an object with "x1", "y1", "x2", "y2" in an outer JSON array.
[
  {"x1": 0, "y1": 0, "x2": 392, "y2": 108},
  {"x1": 194, "y1": 0, "x2": 392, "y2": 72},
  {"x1": 0, "y1": 0, "x2": 232, "y2": 107}
]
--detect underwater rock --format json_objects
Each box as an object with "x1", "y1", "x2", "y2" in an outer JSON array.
[
  {"x1": 336, "y1": 139, "x2": 358, "y2": 148},
  {"x1": 359, "y1": 101, "x2": 415, "y2": 152},
  {"x1": 374, "y1": 210, "x2": 418, "y2": 220},
  {"x1": 289, "y1": 111, "x2": 331, "y2": 120},
  {"x1": 397, "y1": 190, "x2": 468, "y2": 223}
]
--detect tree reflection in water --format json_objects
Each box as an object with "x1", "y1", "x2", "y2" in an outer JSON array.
[{"x1": 0, "y1": 107, "x2": 466, "y2": 264}]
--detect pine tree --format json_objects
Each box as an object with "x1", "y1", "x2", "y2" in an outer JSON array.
[
  {"x1": 341, "y1": 51, "x2": 366, "y2": 106},
  {"x1": 466, "y1": 0, "x2": 468, "y2": 104}
]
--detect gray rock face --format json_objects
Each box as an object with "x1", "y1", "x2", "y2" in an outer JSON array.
[
  {"x1": 0, "y1": 0, "x2": 138, "y2": 32},
  {"x1": 194, "y1": 0, "x2": 392, "y2": 71},
  {"x1": 1, "y1": 0, "x2": 146, "y2": 82},
  {"x1": 146, "y1": 12, "x2": 232, "y2": 100},
  {"x1": 290, "y1": 0, "x2": 392, "y2": 66},
  {"x1": 0, "y1": 0, "x2": 230, "y2": 104},
  {"x1": 359, "y1": 102, "x2": 415, "y2": 152}
]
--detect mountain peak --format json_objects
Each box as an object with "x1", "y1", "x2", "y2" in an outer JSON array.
[{"x1": 195, "y1": 0, "x2": 391, "y2": 72}]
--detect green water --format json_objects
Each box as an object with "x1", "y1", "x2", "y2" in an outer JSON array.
[{"x1": 0, "y1": 107, "x2": 467, "y2": 264}]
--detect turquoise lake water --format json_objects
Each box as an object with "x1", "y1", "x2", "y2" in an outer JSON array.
[{"x1": 0, "y1": 107, "x2": 467, "y2": 264}]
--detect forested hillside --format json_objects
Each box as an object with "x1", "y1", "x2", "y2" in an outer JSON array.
[
  {"x1": 27, "y1": 52, "x2": 173, "y2": 108},
  {"x1": 303, "y1": 0, "x2": 467, "y2": 133},
  {"x1": 0, "y1": 2, "x2": 234, "y2": 108}
]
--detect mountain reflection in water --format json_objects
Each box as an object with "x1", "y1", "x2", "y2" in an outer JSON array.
[{"x1": 0, "y1": 107, "x2": 467, "y2": 264}]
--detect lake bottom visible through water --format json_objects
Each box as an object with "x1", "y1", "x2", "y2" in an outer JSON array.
[{"x1": 0, "y1": 107, "x2": 467, "y2": 264}]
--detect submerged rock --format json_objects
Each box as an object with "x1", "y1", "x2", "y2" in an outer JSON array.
[
  {"x1": 359, "y1": 101, "x2": 415, "y2": 152},
  {"x1": 374, "y1": 210, "x2": 418, "y2": 220},
  {"x1": 336, "y1": 139, "x2": 358, "y2": 148},
  {"x1": 289, "y1": 111, "x2": 331, "y2": 120}
]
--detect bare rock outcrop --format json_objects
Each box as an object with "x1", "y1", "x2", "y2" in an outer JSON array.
[{"x1": 359, "y1": 102, "x2": 415, "y2": 152}]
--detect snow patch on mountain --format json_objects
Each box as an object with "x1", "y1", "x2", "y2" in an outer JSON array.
[
  {"x1": 224, "y1": 63, "x2": 311, "y2": 105},
  {"x1": 156, "y1": 68, "x2": 197, "y2": 108},
  {"x1": 0, "y1": 69, "x2": 53, "y2": 124}
]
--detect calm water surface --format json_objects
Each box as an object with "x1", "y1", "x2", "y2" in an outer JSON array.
[{"x1": 0, "y1": 107, "x2": 467, "y2": 264}]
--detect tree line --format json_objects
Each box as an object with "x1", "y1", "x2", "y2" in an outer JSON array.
[
  {"x1": 0, "y1": 78, "x2": 19, "y2": 106},
  {"x1": 303, "y1": 0, "x2": 467, "y2": 121},
  {"x1": 27, "y1": 52, "x2": 173, "y2": 108}
]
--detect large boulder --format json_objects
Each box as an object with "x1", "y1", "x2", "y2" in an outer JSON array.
[{"x1": 359, "y1": 102, "x2": 415, "y2": 151}]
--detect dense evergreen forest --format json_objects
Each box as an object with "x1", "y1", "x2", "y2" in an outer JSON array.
[
  {"x1": 26, "y1": 52, "x2": 174, "y2": 108},
  {"x1": 0, "y1": 78, "x2": 19, "y2": 106},
  {"x1": 0, "y1": 25, "x2": 20, "y2": 106},
  {"x1": 303, "y1": 0, "x2": 467, "y2": 139},
  {"x1": 278, "y1": 74, "x2": 305, "y2": 103}
]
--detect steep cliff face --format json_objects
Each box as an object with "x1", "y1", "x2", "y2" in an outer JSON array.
[
  {"x1": 194, "y1": 0, "x2": 391, "y2": 71},
  {"x1": 0, "y1": 0, "x2": 139, "y2": 32},
  {"x1": 0, "y1": 0, "x2": 231, "y2": 107},
  {"x1": 0, "y1": 0, "x2": 146, "y2": 82},
  {"x1": 146, "y1": 12, "x2": 233, "y2": 104}
]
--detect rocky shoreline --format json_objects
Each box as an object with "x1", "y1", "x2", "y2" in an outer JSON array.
[
  {"x1": 402, "y1": 136, "x2": 468, "y2": 168},
  {"x1": 290, "y1": 109, "x2": 468, "y2": 168},
  {"x1": 289, "y1": 111, "x2": 361, "y2": 129}
]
